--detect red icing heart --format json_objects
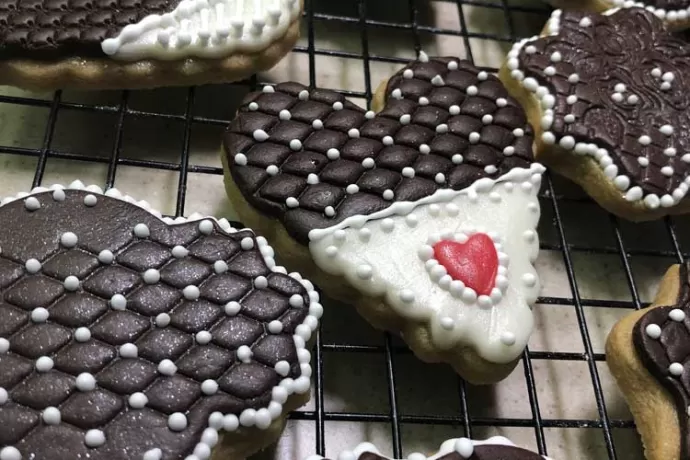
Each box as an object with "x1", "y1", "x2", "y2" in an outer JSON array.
[{"x1": 433, "y1": 233, "x2": 498, "y2": 296}]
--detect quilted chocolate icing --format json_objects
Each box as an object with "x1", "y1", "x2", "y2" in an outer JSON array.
[
  {"x1": 0, "y1": 0, "x2": 180, "y2": 58},
  {"x1": 0, "y1": 187, "x2": 314, "y2": 459},
  {"x1": 223, "y1": 56, "x2": 535, "y2": 244}
]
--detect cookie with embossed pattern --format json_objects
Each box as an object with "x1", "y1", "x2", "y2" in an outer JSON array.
[
  {"x1": 303, "y1": 436, "x2": 552, "y2": 460},
  {"x1": 0, "y1": 0, "x2": 302, "y2": 89},
  {"x1": 606, "y1": 261, "x2": 690, "y2": 460},
  {"x1": 500, "y1": 7, "x2": 690, "y2": 221},
  {"x1": 221, "y1": 54, "x2": 545, "y2": 384},
  {"x1": 0, "y1": 181, "x2": 322, "y2": 460}
]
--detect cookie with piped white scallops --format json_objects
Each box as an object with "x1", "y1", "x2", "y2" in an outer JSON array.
[
  {"x1": 221, "y1": 53, "x2": 545, "y2": 384},
  {"x1": 304, "y1": 436, "x2": 552, "y2": 460},
  {"x1": 500, "y1": 7, "x2": 690, "y2": 221},
  {"x1": 0, "y1": 181, "x2": 322, "y2": 460},
  {"x1": 0, "y1": 0, "x2": 302, "y2": 89},
  {"x1": 607, "y1": 261, "x2": 690, "y2": 460}
]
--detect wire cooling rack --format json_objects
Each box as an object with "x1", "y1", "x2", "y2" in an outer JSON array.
[{"x1": 0, "y1": 0, "x2": 686, "y2": 459}]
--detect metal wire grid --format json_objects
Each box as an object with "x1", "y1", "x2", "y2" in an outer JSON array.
[{"x1": 0, "y1": 0, "x2": 679, "y2": 458}]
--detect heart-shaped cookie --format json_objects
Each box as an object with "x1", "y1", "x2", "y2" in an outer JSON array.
[
  {"x1": 0, "y1": 182, "x2": 321, "y2": 460},
  {"x1": 304, "y1": 436, "x2": 552, "y2": 460},
  {"x1": 222, "y1": 54, "x2": 544, "y2": 382}
]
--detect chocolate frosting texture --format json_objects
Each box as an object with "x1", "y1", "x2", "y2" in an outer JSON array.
[
  {"x1": 0, "y1": 189, "x2": 311, "y2": 459},
  {"x1": 633, "y1": 262, "x2": 690, "y2": 458},
  {"x1": 224, "y1": 57, "x2": 535, "y2": 244},
  {"x1": 0, "y1": 0, "x2": 180, "y2": 59},
  {"x1": 517, "y1": 8, "x2": 690, "y2": 199}
]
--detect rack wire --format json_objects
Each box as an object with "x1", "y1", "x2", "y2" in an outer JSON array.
[{"x1": 0, "y1": 0, "x2": 680, "y2": 458}]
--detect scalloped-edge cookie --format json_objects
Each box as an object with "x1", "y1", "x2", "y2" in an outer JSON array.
[
  {"x1": 304, "y1": 436, "x2": 552, "y2": 460},
  {"x1": 607, "y1": 261, "x2": 690, "y2": 460},
  {"x1": 500, "y1": 7, "x2": 690, "y2": 221},
  {"x1": 221, "y1": 53, "x2": 545, "y2": 384},
  {"x1": 0, "y1": 0, "x2": 302, "y2": 90},
  {"x1": 0, "y1": 181, "x2": 322, "y2": 460}
]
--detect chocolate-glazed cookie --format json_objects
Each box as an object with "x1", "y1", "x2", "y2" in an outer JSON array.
[
  {"x1": 501, "y1": 8, "x2": 690, "y2": 221},
  {"x1": 222, "y1": 55, "x2": 545, "y2": 385},
  {"x1": 304, "y1": 436, "x2": 551, "y2": 460},
  {"x1": 0, "y1": 0, "x2": 303, "y2": 90},
  {"x1": 0, "y1": 181, "x2": 322, "y2": 460}
]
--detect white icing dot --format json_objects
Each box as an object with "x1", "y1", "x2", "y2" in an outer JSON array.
[
  {"x1": 289, "y1": 139, "x2": 303, "y2": 151},
  {"x1": 365, "y1": 111, "x2": 375, "y2": 119},
  {"x1": 43, "y1": 406, "x2": 61, "y2": 425},
  {"x1": 134, "y1": 223, "x2": 150, "y2": 238},
  {"x1": 665, "y1": 147, "x2": 677, "y2": 157},
  {"x1": 670, "y1": 309, "x2": 686, "y2": 322},
  {"x1": 0, "y1": 388, "x2": 6, "y2": 405},
  {"x1": 248, "y1": 102, "x2": 259, "y2": 111},
  {"x1": 24, "y1": 259, "x2": 40, "y2": 276},
  {"x1": 550, "y1": 51, "x2": 562, "y2": 62},
  {"x1": 225, "y1": 301, "x2": 242, "y2": 316},
  {"x1": 435, "y1": 173, "x2": 445, "y2": 184},
  {"x1": 275, "y1": 361, "x2": 290, "y2": 376},
  {"x1": 478, "y1": 71, "x2": 488, "y2": 80},
  {"x1": 24, "y1": 197, "x2": 40, "y2": 211},
  {"x1": 381, "y1": 218, "x2": 395, "y2": 232},
  {"x1": 198, "y1": 220, "x2": 214, "y2": 235},
  {"x1": 638, "y1": 157, "x2": 649, "y2": 167},
  {"x1": 481, "y1": 114, "x2": 493, "y2": 125},
  {"x1": 522, "y1": 273, "x2": 537, "y2": 287},
  {"x1": 98, "y1": 250, "x2": 114, "y2": 264},
  {"x1": 440, "y1": 317, "x2": 455, "y2": 330},
  {"x1": 254, "y1": 276, "x2": 268, "y2": 289},
  {"x1": 183, "y1": 285, "x2": 200, "y2": 300},
  {"x1": 63, "y1": 275, "x2": 80, "y2": 291},
  {"x1": 436, "y1": 124, "x2": 448, "y2": 134},
  {"x1": 0, "y1": 447, "x2": 20, "y2": 460},
  {"x1": 333, "y1": 102, "x2": 344, "y2": 111},
  {"x1": 454, "y1": 438, "x2": 475, "y2": 457},
  {"x1": 683, "y1": 154, "x2": 690, "y2": 163},
  {"x1": 611, "y1": 92, "x2": 624, "y2": 103},
  {"x1": 513, "y1": 128, "x2": 524, "y2": 137},
  {"x1": 262, "y1": 86, "x2": 275, "y2": 93},
  {"x1": 195, "y1": 331, "x2": 212, "y2": 345},
  {"x1": 31, "y1": 307, "x2": 49, "y2": 323},
  {"x1": 660, "y1": 124, "x2": 674, "y2": 135},
  {"x1": 155, "y1": 313, "x2": 171, "y2": 327},
  {"x1": 60, "y1": 232, "x2": 78, "y2": 248},
  {"x1": 661, "y1": 81, "x2": 672, "y2": 91},
  {"x1": 298, "y1": 90, "x2": 309, "y2": 101},
  {"x1": 241, "y1": 237, "x2": 254, "y2": 250},
  {"x1": 85, "y1": 429, "x2": 106, "y2": 447},
  {"x1": 663, "y1": 71, "x2": 675, "y2": 82},
  {"x1": 403, "y1": 69, "x2": 414, "y2": 79},
  {"x1": 448, "y1": 61, "x2": 458, "y2": 70},
  {"x1": 268, "y1": 320, "x2": 283, "y2": 334},
  {"x1": 627, "y1": 94, "x2": 639, "y2": 104},
  {"x1": 469, "y1": 132, "x2": 480, "y2": 144},
  {"x1": 383, "y1": 189, "x2": 394, "y2": 200},
  {"x1": 110, "y1": 294, "x2": 127, "y2": 310},
  {"x1": 496, "y1": 98, "x2": 507, "y2": 107},
  {"x1": 670, "y1": 362, "x2": 684, "y2": 376},
  {"x1": 399, "y1": 289, "x2": 415, "y2": 303},
  {"x1": 431, "y1": 75, "x2": 445, "y2": 86},
  {"x1": 285, "y1": 197, "x2": 300, "y2": 208},
  {"x1": 418, "y1": 97, "x2": 429, "y2": 106},
  {"x1": 266, "y1": 165, "x2": 279, "y2": 176},
  {"x1": 484, "y1": 165, "x2": 498, "y2": 174},
  {"x1": 312, "y1": 119, "x2": 323, "y2": 130},
  {"x1": 279, "y1": 109, "x2": 291, "y2": 121},
  {"x1": 143, "y1": 269, "x2": 160, "y2": 284},
  {"x1": 129, "y1": 392, "x2": 148, "y2": 408},
  {"x1": 158, "y1": 359, "x2": 177, "y2": 375},
  {"x1": 327, "y1": 148, "x2": 340, "y2": 160},
  {"x1": 645, "y1": 323, "x2": 662, "y2": 339},
  {"x1": 391, "y1": 89, "x2": 403, "y2": 99},
  {"x1": 76, "y1": 373, "x2": 96, "y2": 391},
  {"x1": 544, "y1": 66, "x2": 556, "y2": 76},
  {"x1": 525, "y1": 45, "x2": 537, "y2": 54},
  {"x1": 638, "y1": 135, "x2": 652, "y2": 145},
  {"x1": 419, "y1": 144, "x2": 430, "y2": 154},
  {"x1": 0, "y1": 339, "x2": 9, "y2": 354},
  {"x1": 168, "y1": 413, "x2": 188, "y2": 431},
  {"x1": 579, "y1": 16, "x2": 592, "y2": 26},
  {"x1": 662, "y1": 166, "x2": 674, "y2": 177},
  {"x1": 452, "y1": 154, "x2": 463, "y2": 164},
  {"x1": 52, "y1": 189, "x2": 66, "y2": 201},
  {"x1": 564, "y1": 114, "x2": 575, "y2": 124},
  {"x1": 143, "y1": 448, "x2": 162, "y2": 460},
  {"x1": 356, "y1": 265, "x2": 373, "y2": 280},
  {"x1": 402, "y1": 167, "x2": 415, "y2": 178},
  {"x1": 501, "y1": 332, "x2": 516, "y2": 346},
  {"x1": 201, "y1": 380, "x2": 218, "y2": 395},
  {"x1": 119, "y1": 343, "x2": 138, "y2": 359},
  {"x1": 237, "y1": 345, "x2": 253, "y2": 363},
  {"x1": 566, "y1": 94, "x2": 578, "y2": 104},
  {"x1": 74, "y1": 327, "x2": 91, "y2": 342},
  {"x1": 324, "y1": 206, "x2": 335, "y2": 217},
  {"x1": 253, "y1": 129, "x2": 269, "y2": 142},
  {"x1": 234, "y1": 153, "x2": 248, "y2": 166},
  {"x1": 307, "y1": 173, "x2": 319, "y2": 185},
  {"x1": 614, "y1": 83, "x2": 626, "y2": 93},
  {"x1": 651, "y1": 67, "x2": 662, "y2": 78},
  {"x1": 289, "y1": 294, "x2": 304, "y2": 308},
  {"x1": 466, "y1": 85, "x2": 478, "y2": 96},
  {"x1": 400, "y1": 114, "x2": 411, "y2": 125},
  {"x1": 346, "y1": 184, "x2": 360, "y2": 194}
]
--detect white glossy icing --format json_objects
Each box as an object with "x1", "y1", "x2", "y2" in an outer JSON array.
[
  {"x1": 304, "y1": 436, "x2": 552, "y2": 460},
  {"x1": 101, "y1": 0, "x2": 301, "y2": 60},
  {"x1": 309, "y1": 164, "x2": 543, "y2": 364},
  {"x1": 0, "y1": 180, "x2": 323, "y2": 459}
]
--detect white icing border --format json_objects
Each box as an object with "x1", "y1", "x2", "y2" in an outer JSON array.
[
  {"x1": 101, "y1": 0, "x2": 301, "y2": 61},
  {"x1": 0, "y1": 180, "x2": 323, "y2": 460},
  {"x1": 308, "y1": 164, "x2": 546, "y2": 241},
  {"x1": 303, "y1": 436, "x2": 552, "y2": 460},
  {"x1": 609, "y1": 0, "x2": 690, "y2": 24},
  {"x1": 506, "y1": 8, "x2": 689, "y2": 211}
]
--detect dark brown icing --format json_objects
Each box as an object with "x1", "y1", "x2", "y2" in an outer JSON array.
[
  {"x1": 516, "y1": 8, "x2": 690, "y2": 200},
  {"x1": 0, "y1": 0, "x2": 180, "y2": 59},
  {"x1": 0, "y1": 188, "x2": 311, "y2": 459},
  {"x1": 633, "y1": 262, "x2": 690, "y2": 458},
  {"x1": 324, "y1": 444, "x2": 544, "y2": 460},
  {"x1": 223, "y1": 57, "x2": 535, "y2": 244}
]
